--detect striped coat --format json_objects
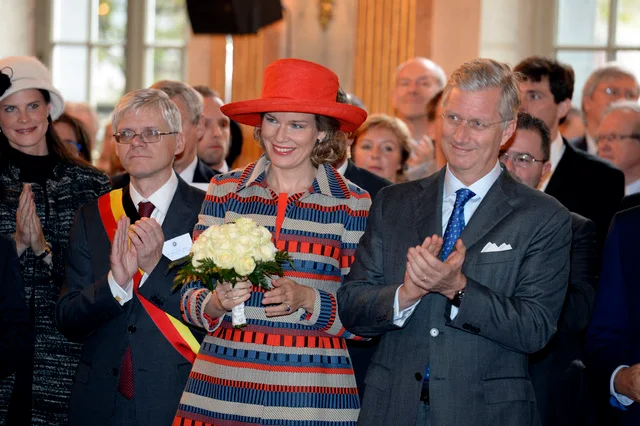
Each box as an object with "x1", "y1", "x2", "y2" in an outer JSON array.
[{"x1": 174, "y1": 156, "x2": 371, "y2": 426}]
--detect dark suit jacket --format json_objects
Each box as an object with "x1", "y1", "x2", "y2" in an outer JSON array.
[
  {"x1": 193, "y1": 157, "x2": 218, "y2": 184},
  {"x1": 529, "y1": 213, "x2": 597, "y2": 426},
  {"x1": 337, "y1": 168, "x2": 572, "y2": 426},
  {"x1": 0, "y1": 235, "x2": 32, "y2": 379},
  {"x1": 619, "y1": 193, "x2": 640, "y2": 212},
  {"x1": 55, "y1": 177, "x2": 205, "y2": 426},
  {"x1": 110, "y1": 157, "x2": 218, "y2": 190},
  {"x1": 585, "y1": 206, "x2": 640, "y2": 426},
  {"x1": 570, "y1": 135, "x2": 588, "y2": 152},
  {"x1": 544, "y1": 139, "x2": 624, "y2": 256},
  {"x1": 343, "y1": 160, "x2": 392, "y2": 201}
]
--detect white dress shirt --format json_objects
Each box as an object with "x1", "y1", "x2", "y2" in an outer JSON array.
[
  {"x1": 538, "y1": 132, "x2": 566, "y2": 192},
  {"x1": 625, "y1": 178, "x2": 640, "y2": 196},
  {"x1": 393, "y1": 161, "x2": 503, "y2": 325},
  {"x1": 585, "y1": 133, "x2": 598, "y2": 156},
  {"x1": 108, "y1": 171, "x2": 179, "y2": 305},
  {"x1": 335, "y1": 158, "x2": 349, "y2": 176}
]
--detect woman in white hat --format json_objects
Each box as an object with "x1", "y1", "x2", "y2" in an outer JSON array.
[{"x1": 0, "y1": 56, "x2": 110, "y2": 425}]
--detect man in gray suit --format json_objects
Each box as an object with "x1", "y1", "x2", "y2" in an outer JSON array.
[
  {"x1": 337, "y1": 58, "x2": 572, "y2": 426},
  {"x1": 56, "y1": 89, "x2": 205, "y2": 425}
]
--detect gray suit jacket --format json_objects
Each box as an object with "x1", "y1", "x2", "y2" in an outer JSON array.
[
  {"x1": 337, "y1": 167, "x2": 572, "y2": 426},
  {"x1": 56, "y1": 177, "x2": 205, "y2": 426}
]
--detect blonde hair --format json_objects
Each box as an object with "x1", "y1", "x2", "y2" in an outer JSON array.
[{"x1": 351, "y1": 113, "x2": 412, "y2": 181}]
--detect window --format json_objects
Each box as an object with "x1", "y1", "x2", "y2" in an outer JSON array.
[
  {"x1": 555, "y1": 0, "x2": 640, "y2": 106},
  {"x1": 49, "y1": 0, "x2": 188, "y2": 122}
]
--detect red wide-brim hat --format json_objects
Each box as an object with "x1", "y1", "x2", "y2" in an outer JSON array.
[{"x1": 221, "y1": 59, "x2": 367, "y2": 133}]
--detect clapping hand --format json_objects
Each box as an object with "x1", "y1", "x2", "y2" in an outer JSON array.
[
  {"x1": 128, "y1": 218, "x2": 164, "y2": 275},
  {"x1": 110, "y1": 217, "x2": 138, "y2": 288},
  {"x1": 14, "y1": 184, "x2": 47, "y2": 257}
]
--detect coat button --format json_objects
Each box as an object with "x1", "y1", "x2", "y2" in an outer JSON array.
[
  {"x1": 415, "y1": 372, "x2": 423, "y2": 381},
  {"x1": 112, "y1": 368, "x2": 119, "y2": 376},
  {"x1": 429, "y1": 328, "x2": 439, "y2": 337},
  {"x1": 128, "y1": 325, "x2": 136, "y2": 333}
]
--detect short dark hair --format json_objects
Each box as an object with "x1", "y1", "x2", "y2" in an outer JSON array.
[
  {"x1": 514, "y1": 56, "x2": 575, "y2": 104},
  {"x1": 516, "y1": 111, "x2": 551, "y2": 161},
  {"x1": 193, "y1": 85, "x2": 220, "y2": 99},
  {"x1": 426, "y1": 89, "x2": 443, "y2": 122}
]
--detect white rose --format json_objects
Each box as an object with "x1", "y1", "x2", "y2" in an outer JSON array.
[
  {"x1": 234, "y1": 256, "x2": 256, "y2": 276},
  {"x1": 235, "y1": 218, "x2": 257, "y2": 233},
  {"x1": 258, "y1": 226, "x2": 273, "y2": 244},
  {"x1": 192, "y1": 246, "x2": 214, "y2": 268},
  {"x1": 257, "y1": 243, "x2": 277, "y2": 262},
  {"x1": 233, "y1": 235, "x2": 254, "y2": 258},
  {"x1": 212, "y1": 248, "x2": 236, "y2": 270}
]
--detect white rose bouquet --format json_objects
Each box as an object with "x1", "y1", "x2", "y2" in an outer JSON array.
[{"x1": 171, "y1": 218, "x2": 293, "y2": 328}]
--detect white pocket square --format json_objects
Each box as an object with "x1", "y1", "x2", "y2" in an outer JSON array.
[{"x1": 481, "y1": 242, "x2": 513, "y2": 253}]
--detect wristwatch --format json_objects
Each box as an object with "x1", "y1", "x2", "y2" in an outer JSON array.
[
  {"x1": 34, "y1": 242, "x2": 52, "y2": 261},
  {"x1": 451, "y1": 288, "x2": 465, "y2": 307}
]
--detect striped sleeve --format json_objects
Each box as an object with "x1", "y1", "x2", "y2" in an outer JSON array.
[{"x1": 300, "y1": 188, "x2": 371, "y2": 340}]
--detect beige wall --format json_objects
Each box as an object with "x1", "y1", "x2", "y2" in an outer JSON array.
[
  {"x1": 480, "y1": 0, "x2": 555, "y2": 66},
  {"x1": 0, "y1": 0, "x2": 36, "y2": 58}
]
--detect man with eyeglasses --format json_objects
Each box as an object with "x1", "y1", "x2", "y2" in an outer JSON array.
[
  {"x1": 338, "y1": 59, "x2": 571, "y2": 426},
  {"x1": 575, "y1": 63, "x2": 640, "y2": 156},
  {"x1": 596, "y1": 101, "x2": 640, "y2": 212},
  {"x1": 514, "y1": 56, "x2": 624, "y2": 257},
  {"x1": 56, "y1": 88, "x2": 205, "y2": 426},
  {"x1": 501, "y1": 112, "x2": 597, "y2": 426}
]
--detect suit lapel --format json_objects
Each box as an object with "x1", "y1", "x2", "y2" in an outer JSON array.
[
  {"x1": 460, "y1": 170, "x2": 514, "y2": 252},
  {"x1": 122, "y1": 185, "x2": 141, "y2": 221},
  {"x1": 162, "y1": 178, "x2": 198, "y2": 240},
  {"x1": 413, "y1": 170, "x2": 445, "y2": 243},
  {"x1": 544, "y1": 138, "x2": 573, "y2": 197}
]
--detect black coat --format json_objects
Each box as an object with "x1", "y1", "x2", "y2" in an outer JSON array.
[
  {"x1": 110, "y1": 157, "x2": 218, "y2": 190},
  {"x1": 544, "y1": 140, "x2": 624, "y2": 257},
  {"x1": 0, "y1": 235, "x2": 31, "y2": 379}
]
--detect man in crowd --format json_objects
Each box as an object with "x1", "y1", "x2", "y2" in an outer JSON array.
[
  {"x1": 338, "y1": 58, "x2": 571, "y2": 426},
  {"x1": 514, "y1": 56, "x2": 624, "y2": 255},
  {"x1": 574, "y1": 63, "x2": 639, "y2": 155},
  {"x1": 501, "y1": 112, "x2": 597, "y2": 426},
  {"x1": 56, "y1": 89, "x2": 205, "y2": 425},
  {"x1": 596, "y1": 101, "x2": 640, "y2": 211},
  {"x1": 193, "y1": 86, "x2": 230, "y2": 174},
  {"x1": 393, "y1": 57, "x2": 447, "y2": 180},
  {"x1": 585, "y1": 204, "x2": 640, "y2": 426}
]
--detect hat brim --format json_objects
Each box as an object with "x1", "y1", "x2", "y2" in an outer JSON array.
[
  {"x1": 2, "y1": 79, "x2": 64, "y2": 121},
  {"x1": 221, "y1": 98, "x2": 367, "y2": 133}
]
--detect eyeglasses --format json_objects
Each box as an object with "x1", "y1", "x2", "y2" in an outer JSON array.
[
  {"x1": 113, "y1": 130, "x2": 178, "y2": 144},
  {"x1": 596, "y1": 133, "x2": 640, "y2": 143},
  {"x1": 441, "y1": 112, "x2": 508, "y2": 132},
  {"x1": 602, "y1": 87, "x2": 640, "y2": 100},
  {"x1": 64, "y1": 139, "x2": 82, "y2": 152},
  {"x1": 499, "y1": 151, "x2": 547, "y2": 168}
]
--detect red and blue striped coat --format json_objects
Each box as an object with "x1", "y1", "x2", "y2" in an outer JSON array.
[{"x1": 175, "y1": 156, "x2": 371, "y2": 426}]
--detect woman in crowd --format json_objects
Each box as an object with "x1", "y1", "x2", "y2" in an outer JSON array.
[
  {"x1": 351, "y1": 113, "x2": 412, "y2": 183},
  {"x1": 174, "y1": 58, "x2": 370, "y2": 425},
  {"x1": 0, "y1": 56, "x2": 110, "y2": 425},
  {"x1": 53, "y1": 112, "x2": 93, "y2": 162}
]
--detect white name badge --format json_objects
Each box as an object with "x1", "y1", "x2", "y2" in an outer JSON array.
[{"x1": 163, "y1": 233, "x2": 193, "y2": 261}]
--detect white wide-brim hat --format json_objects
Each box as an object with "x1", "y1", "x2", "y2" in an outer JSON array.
[{"x1": 0, "y1": 56, "x2": 64, "y2": 120}]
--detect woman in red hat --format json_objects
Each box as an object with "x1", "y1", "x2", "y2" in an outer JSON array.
[{"x1": 174, "y1": 59, "x2": 370, "y2": 425}]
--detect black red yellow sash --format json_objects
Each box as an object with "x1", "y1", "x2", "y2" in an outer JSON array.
[{"x1": 98, "y1": 189, "x2": 199, "y2": 363}]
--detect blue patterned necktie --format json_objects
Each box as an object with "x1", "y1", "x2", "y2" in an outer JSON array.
[
  {"x1": 440, "y1": 188, "x2": 476, "y2": 261},
  {"x1": 422, "y1": 188, "x2": 475, "y2": 397}
]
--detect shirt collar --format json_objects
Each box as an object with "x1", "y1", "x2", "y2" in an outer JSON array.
[
  {"x1": 625, "y1": 178, "x2": 640, "y2": 196},
  {"x1": 335, "y1": 158, "x2": 349, "y2": 176},
  {"x1": 129, "y1": 170, "x2": 179, "y2": 215},
  {"x1": 178, "y1": 155, "x2": 199, "y2": 183},
  {"x1": 236, "y1": 154, "x2": 351, "y2": 199},
  {"x1": 217, "y1": 161, "x2": 230, "y2": 173},
  {"x1": 444, "y1": 160, "x2": 502, "y2": 201}
]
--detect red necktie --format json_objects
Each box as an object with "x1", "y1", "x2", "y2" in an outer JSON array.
[{"x1": 117, "y1": 201, "x2": 155, "y2": 399}]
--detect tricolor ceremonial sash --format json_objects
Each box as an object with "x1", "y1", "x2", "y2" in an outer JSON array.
[{"x1": 98, "y1": 189, "x2": 199, "y2": 363}]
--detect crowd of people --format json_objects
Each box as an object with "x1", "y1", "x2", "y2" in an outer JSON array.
[{"x1": 0, "y1": 49, "x2": 639, "y2": 426}]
